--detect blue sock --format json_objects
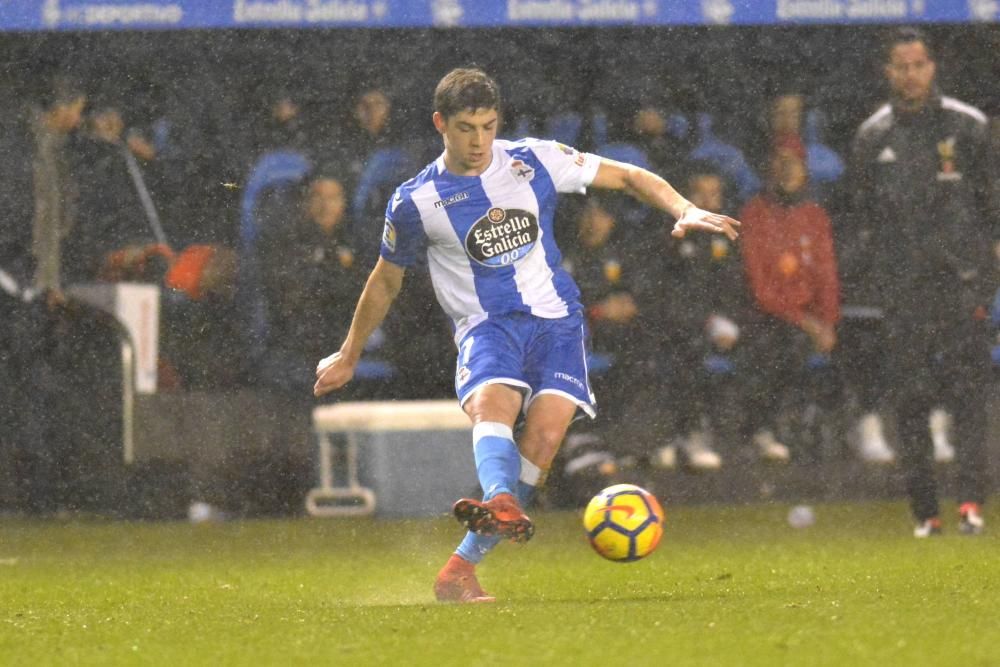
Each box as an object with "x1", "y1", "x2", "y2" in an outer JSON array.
[
  {"x1": 515, "y1": 479, "x2": 536, "y2": 507},
  {"x1": 472, "y1": 422, "x2": 519, "y2": 500},
  {"x1": 455, "y1": 456, "x2": 541, "y2": 565}
]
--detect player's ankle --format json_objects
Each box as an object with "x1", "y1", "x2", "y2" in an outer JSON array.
[{"x1": 445, "y1": 553, "x2": 475, "y2": 572}]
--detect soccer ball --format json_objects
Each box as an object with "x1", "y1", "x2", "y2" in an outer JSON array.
[{"x1": 583, "y1": 484, "x2": 665, "y2": 562}]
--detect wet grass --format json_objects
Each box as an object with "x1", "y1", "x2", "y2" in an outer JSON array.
[{"x1": 1, "y1": 500, "x2": 998, "y2": 666}]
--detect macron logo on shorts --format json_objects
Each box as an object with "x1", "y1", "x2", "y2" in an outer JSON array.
[{"x1": 554, "y1": 371, "x2": 585, "y2": 391}]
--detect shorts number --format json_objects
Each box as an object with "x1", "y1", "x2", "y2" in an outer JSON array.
[{"x1": 461, "y1": 336, "x2": 475, "y2": 364}]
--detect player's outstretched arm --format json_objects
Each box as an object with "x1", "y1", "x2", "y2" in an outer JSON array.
[
  {"x1": 589, "y1": 158, "x2": 740, "y2": 240},
  {"x1": 313, "y1": 257, "x2": 405, "y2": 397}
]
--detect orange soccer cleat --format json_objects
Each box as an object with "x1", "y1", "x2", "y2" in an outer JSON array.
[
  {"x1": 433, "y1": 554, "x2": 496, "y2": 603},
  {"x1": 452, "y1": 492, "x2": 534, "y2": 543}
]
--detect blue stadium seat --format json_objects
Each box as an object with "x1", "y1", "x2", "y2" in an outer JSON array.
[
  {"x1": 806, "y1": 353, "x2": 832, "y2": 371},
  {"x1": 351, "y1": 146, "x2": 413, "y2": 226},
  {"x1": 666, "y1": 113, "x2": 691, "y2": 141},
  {"x1": 237, "y1": 150, "x2": 313, "y2": 361},
  {"x1": 804, "y1": 109, "x2": 845, "y2": 185},
  {"x1": 586, "y1": 352, "x2": 614, "y2": 376},
  {"x1": 594, "y1": 142, "x2": 651, "y2": 171},
  {"x1": 502, "y1": 116, "x2": 535, "y2": 141},
  {"x1": 544, "y1": 111, "x2": 584, "y2": 146},
  {"x1": 703, "y1": 354, "x2": 736, "y2": 375},
  {"x1": 590, "y1": 111, "x2": 608, "y2": 148},
  {"x1": 240, "y1": 150, "x2": 312, "y2": 249},
  {"x1": 688, "y1": 113, "x2": 762, "y2": 204}
]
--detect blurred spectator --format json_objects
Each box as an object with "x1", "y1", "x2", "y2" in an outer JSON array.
[
  {"x1": 630, "y1": 102, "x2": 694, "y2": 188},
  {"x1": 338, "y1": 87, "x2": 414, "y2": 262},
  {"x1": 689, "y1": 112, "x2": 762, "y2": 206},
  {"x1": 255, "y1": 87, "x2": 311, "y2": 155},
  {"x1": 739, "y1": 135, "x2": 840, "y2": 462},
  {"x1": 770, "y1": 93, "x2": 805, "y2": 148},
  {"x1": 257, "y1": 174, "x2": 366, "y2": 395},
  {"x1": 555, "y1": 197, "x2": 641, "y2": 500},
  {"x1": 344, "y1": 87, "x2": 393, "y2": 175},
  {"x1": 4, "y1": 79, "x2": 186, "y2": 514},
  {"x1": 68, "y1": 101, "x2": 246, "y2": 391},
  {"x1": 28, "y1": 76, "x2": 87, "y2": 293},
  {"x1": 848, "y1": 27, "x2": 996, "y2": 537},
  {"x1": 140, "y1": 65, "x2": 237, "y2": 247},
  {"x1": 762, "y1": 92, "x2": 846, "y2": 206},
  {"x1": 69, "y1": 103, "x2": 162, "y2": 284},
  {"x1": 633, "y1": 164, "x2": 750, "y2": 469},
  {"x1": 592, "y1": 102, "x2": 660, "y2": 233},
  {"x1": 343, "y1": 88, "x2": 454, "y2": 397}
]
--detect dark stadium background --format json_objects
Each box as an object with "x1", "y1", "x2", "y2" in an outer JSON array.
[{"x1": 1, "y1": 20, "x2": 998, "y2": 517}]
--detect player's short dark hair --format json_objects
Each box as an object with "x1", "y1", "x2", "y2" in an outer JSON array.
[
  {"x1": 433, "y1": 68, "x2": 500, "y2": 119},
  {"x1": 883, "y1": 26, "x2": 933, "y2": 62}
]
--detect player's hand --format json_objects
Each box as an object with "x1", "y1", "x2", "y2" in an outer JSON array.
[
  {"x1": 671, "y1": 205, "x2": 740, "y2": 241},
  {"x1": 800, "y1": 316, "x2": 837, "y2": 354},
  {"x1": 314, "y1": 351, "x2": 356, "y2": 397}
]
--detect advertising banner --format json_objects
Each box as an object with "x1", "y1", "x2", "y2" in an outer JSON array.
[{"x1": 2, "y1": 0, "x2": 997, "y2": 32}]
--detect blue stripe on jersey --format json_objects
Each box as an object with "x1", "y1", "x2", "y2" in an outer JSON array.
[
  {"x1": 380, "y1": 162, "x2": 436, "y2": 267},
  {"x1": 432, "y1": 171, "x2": 527, "y2": 314},
  {"x1": 504, "y1": 144, "x2": 581, "y2": 311},
  {"x1": 390, "y1": 196, "x2": 427, "y2": 266}
]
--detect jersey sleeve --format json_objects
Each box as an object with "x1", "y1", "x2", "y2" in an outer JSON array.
[
  {"x1": 529, "y1": 139, "x2": 601, "y2": 194},
  {"x1": 379, "y1": 188, "x2": 424, "y2": 267}
]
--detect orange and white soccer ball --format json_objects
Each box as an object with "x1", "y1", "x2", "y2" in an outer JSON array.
[{"x1": 583, "y1": 484, "x2": 665, "y2": 562}]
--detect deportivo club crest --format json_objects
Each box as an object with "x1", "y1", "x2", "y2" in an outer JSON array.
[
  {"x1": 510, "y1": 159, "x2": 534, "y2": 183},
  {"x1": 465, "y1": 207, "x2": 539, "y2": 267}
]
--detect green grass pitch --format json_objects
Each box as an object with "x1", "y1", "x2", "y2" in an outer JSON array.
[{"x1": 2, "y1": 500, "x2": 998, "y2": 666}]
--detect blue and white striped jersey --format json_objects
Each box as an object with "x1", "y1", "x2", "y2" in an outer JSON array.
[{"x1": 380, "y1": 138, "x2": 600, "y2": 341}]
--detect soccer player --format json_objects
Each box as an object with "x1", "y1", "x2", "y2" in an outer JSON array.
[{"x1": 313, "y1": 68, "x2": 739, "y2": 602}]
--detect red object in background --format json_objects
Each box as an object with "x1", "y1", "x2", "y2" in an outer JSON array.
[
  {"x1": 164, "y1": 245, "x2": 218, "y2": 301},
  {"x1": 739, "y1": 195, "x2": 840, "y2": 327}
]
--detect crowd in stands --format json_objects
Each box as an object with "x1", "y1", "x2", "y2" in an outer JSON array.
[{"x1": 1, "y1": 24, "x2": 997, "y2": 513}]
